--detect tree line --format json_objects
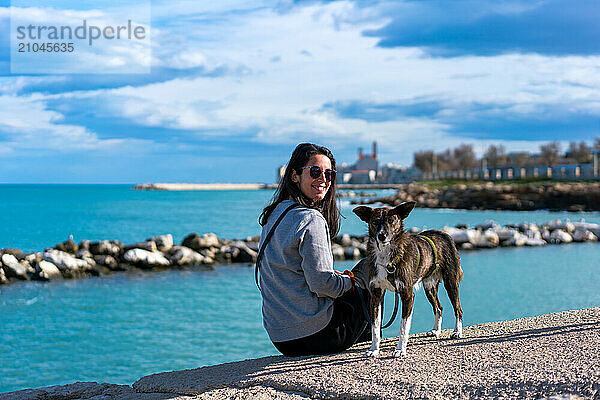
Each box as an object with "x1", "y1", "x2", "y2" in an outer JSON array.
[{"x1": 414, "y1": 138, "x2": 600, "y2": 173}]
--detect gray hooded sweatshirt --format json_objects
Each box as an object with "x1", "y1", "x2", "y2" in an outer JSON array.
[{"x1": 259, "y1": 200, "x2": 352, "y2": 342}]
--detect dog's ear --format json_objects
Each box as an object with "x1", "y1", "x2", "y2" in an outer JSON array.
[
  {"x1": 353, "y1": 206, "x2": 373, "y2": 222},
  {"x1": 390, "y1": 201, "x2": 416, "y2": 219}
]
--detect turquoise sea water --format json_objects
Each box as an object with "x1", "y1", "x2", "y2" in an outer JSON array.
[{"x1": 1, "y1": 185, "x2": 600, "y2": 393}]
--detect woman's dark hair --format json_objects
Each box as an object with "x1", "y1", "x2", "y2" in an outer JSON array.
[{"x1": 259, "y1": 143, "x2": 340, "y2": 238}]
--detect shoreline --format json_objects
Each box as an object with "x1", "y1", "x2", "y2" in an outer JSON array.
[{"x1": 3, "y1": 307, "x2": 599, "y2": 399}]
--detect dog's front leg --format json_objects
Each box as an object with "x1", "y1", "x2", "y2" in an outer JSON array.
[
  {"x1": 393, "y1": 291, "x2": 415, "y2": 357},
  {"x1": 365, "y1": 286, "x2": 384, "y2": 358}
]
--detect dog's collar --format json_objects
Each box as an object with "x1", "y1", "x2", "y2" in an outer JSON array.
[{"x1": 378, "y1": 251, "x2": 404, "y2": 275}]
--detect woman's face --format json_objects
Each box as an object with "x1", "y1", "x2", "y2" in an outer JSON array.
[{"x1": 291, "y1": 154, "x2": 333, "y2": 202}]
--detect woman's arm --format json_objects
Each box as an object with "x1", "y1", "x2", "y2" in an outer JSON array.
[{"x1": 298, "y1": 212, "x2": 353, "y2": 297}]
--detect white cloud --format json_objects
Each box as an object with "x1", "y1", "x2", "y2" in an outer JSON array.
[
  {"x1": 0, "y1": 94, "x2": 152, "y2": 152},
  {"x1": 7, "y1": 5, "x2": 151, "y2": 74},
  {"x1": 4, "y1": 0, "x2": 600, "y2": 168}
]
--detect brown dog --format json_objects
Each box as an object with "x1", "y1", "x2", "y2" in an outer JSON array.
[{"x1": 353, "y1": 201, "x2": 464, "y2": 357}]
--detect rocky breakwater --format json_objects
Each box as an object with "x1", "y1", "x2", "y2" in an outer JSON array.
[
  {"x1": 2, "y1": 218, "x2": 598, "y2": 286},
  {"x1": 443, "y1": 219, "x2": 600, "y2": 250},
  {"x1": 365, "y1": 182, "x2": 600, "y2": 211},
  {"x1": 0, "y1": 233, "x2": 258, "y2": 286}
]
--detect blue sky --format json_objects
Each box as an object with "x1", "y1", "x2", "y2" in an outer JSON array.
[{"x1": 0, "y1": 0, "x2": 599, "y2": 183}]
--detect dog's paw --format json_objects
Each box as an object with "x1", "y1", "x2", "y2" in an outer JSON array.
[
  {"x1": 392, "y1": 349, "x2": 407, "y2": 358},
  {"x1": 426, "y1": 329, "x2": 441, "y2": 338},
  {"x1": 450, "y1": 331, "x2": 463, "y2": 339},
  {"x1": 365, "y1": 349, "x2": 380, "y2": 358}
]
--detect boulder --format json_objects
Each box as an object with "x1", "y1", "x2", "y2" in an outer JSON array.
[
  {"x1": 473, "y1": 229, "x2": 499, "y2": 248},
  {"x1": 444, "y1": 227, "x2": 479, "y2": 245},
  {"x1": 24, "y1": 252, "x2": 43, "y2": 264},
  {"x1": 35, "y1": 260, "x2": 62, "y2": 281},
  {"x1": 123, "y1": 241, "x2": 157, "y2": 252},
  {"x1": 147, "y1": 234, "x2": 173, "y2": 252},
  {"x1": 497, "y1": 228, "x2": 519, "y2": 244},
  {"x1": 123, "y1": 249, "x2": 170, "y2": 268},
  {"x1": 55, "y1": 237, "x2": 78, "y2": 254},
  {"x1": 43, "y1": 249, "x2": 92, "y2": 272},
  {"x1": 525, "y1": 238, "x2": 547, "y2": 246},
  {"x1": 79, "y1": 239, "x2": 90, "y2": 250},
  {"x1": 572, "y1": 229, "x2": 598, "y2": 242},
  {"x1": 1, "y1": 254, "x2": 31, "y2": 280},
  {"x1": 245, "y1": 241, "x2": 259, "y2": 252},
  {"x1": 182, "y1": 233, "x2": 220, "y2": 250},
  {"x1": 0, "y1": 267, "x2": 7, "y2": 284},
  {"x1": 0, "y1": 248, "x2": 24, "y2": 260},
  {"x1": 334, "y1": 234, "x2": 352, "y2": 247},
  {"x1": 89, "y1": 240, "x2": 122, "y2": 257},
  {"x1": 502, "y1": 232, "x2": 528, "y2": 247},
  {"x1": 549, "y1": 229, "x2": 573, "y2": 244},
  {"x1": 344, "y1": 246, "x2": 361, "y2": 260},
  {"x1": 76, "y1": 249, "x2": 93, "y2": 259},
  {"x1": 476, "y1": 220, "x2": 500, "y2": 231},
  {"x1": 232, "y1": 243, "x2": 257, "y2": 263},
  {"x1": 93, "y1": 255, "x2": 122, "y2": 270},
  {"x1": 168, "y1": 246, "x2": 206, "y2": 266},
  {"x1": 332, "y1": 246, "x2": 345, "y2": 261}
]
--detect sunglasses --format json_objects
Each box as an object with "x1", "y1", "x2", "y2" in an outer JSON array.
[{"x1": 302, "y1": 166, "x2": 336, "y2": 182}]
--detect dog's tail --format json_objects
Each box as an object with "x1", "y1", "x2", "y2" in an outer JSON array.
[{"x1": 448, "y1": 233, "x2": 463, "y2": 283}]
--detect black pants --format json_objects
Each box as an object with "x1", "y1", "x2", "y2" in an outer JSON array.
[{"x1": 273, "y1": 287, "x2": 371, "y2": 357}]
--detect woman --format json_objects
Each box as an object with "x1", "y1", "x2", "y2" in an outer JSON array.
[{"x1": 258, "y1": 143, "x2": 370, "y2": 356}]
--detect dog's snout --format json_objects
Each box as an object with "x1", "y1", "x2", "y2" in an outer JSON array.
[{"x1": 377, "y1": 232, "x2": 386, "y2": 242}]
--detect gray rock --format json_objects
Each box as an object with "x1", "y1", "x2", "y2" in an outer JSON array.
[
  {"x1": 55, "y1": 237, "x2": 78, "y2": 254},
  {"x1": 147, "y1": 234, "x2": 174, "y2": 252},
  {"x1": 502, "y1": 232, "x2": 528, "y2": 247},
  {"x1": 89, "y1": 240, "x2": 122, "y2": 257},
  {"x1": 76, "y1": 249, "x2": 93, "y2": 259},
  {"x1": 1, "y1": 254, "x2": 31, "y2": 280},
  {"x1": 0, "y1": 267, "x2": 8, "y2": 284},
  {"x1": 525, "y1": 238, "x2": 547, "y2": 246},
  {"x1": 168, "y1": 246, "x2": 206, "y2": 266},
  {"x1": 572, "y1": 229, "x2": 597, "y2": 242},
  {"x1": 549, "y1": 229, "x2": 573, "y2": 244},
  {"x1": 24, "y1": 252, "x2": 42, "y2": 264},
  {"x1": 124, "y1": 240, "x2": 157, "y2": 252},
  {"x1": 477, "y1": 220, "x2": 500, "y2": 231},
  {"x1": 43, "y1": 249, "x2": 92, "y2": 272},
  {"x1": 123, "y1": 249, "x2": 170, "y2": 268},
  {"x1": 497, "y1": 228, "x2": 519, "y2": 243},
  {"x1": 344, "y1": 246, "x2": 361, "y2": 260},
  {"x1": 444, "y1": 227, "x2": 479, "y2": 245},
  {"x1": 35, "y1": 260, "x2": 62, "y2": 281},
  {"x1": 472, "y1": 229, "x2": 499, "y2": 248},
  {"x1": 0, "y1": 248, "x2": 24, "y2": 260},
  {"x1": 332, "y1": 246, "x2": 345, "y2": 261},
  {"x1": 93, "y1": 255, "x2": 121, "y2": 270},
  {"x1": 336, "y1": 234, "x2": 352, "y2": 247},
  {"x1": 182, "y1": 233, "x2": 220, "y2": 250},
  {"x1": 232, "y1": 243, "x2": 257, "y2": 263},
  {"x1": 245, "y1": 241, "x2": 259, "y2": 252}
]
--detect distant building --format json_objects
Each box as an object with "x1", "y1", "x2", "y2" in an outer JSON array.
[
  {"x1": 348, "y1": 142, "x2": 379, "y2": 184},
  {"x1": 380, "y1": 163, "x2": 420, "y2": 183}
]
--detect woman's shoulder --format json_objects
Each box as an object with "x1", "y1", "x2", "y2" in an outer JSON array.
[{"x1": 274, "y1": 200, "x2": 326, "y2": 225}]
